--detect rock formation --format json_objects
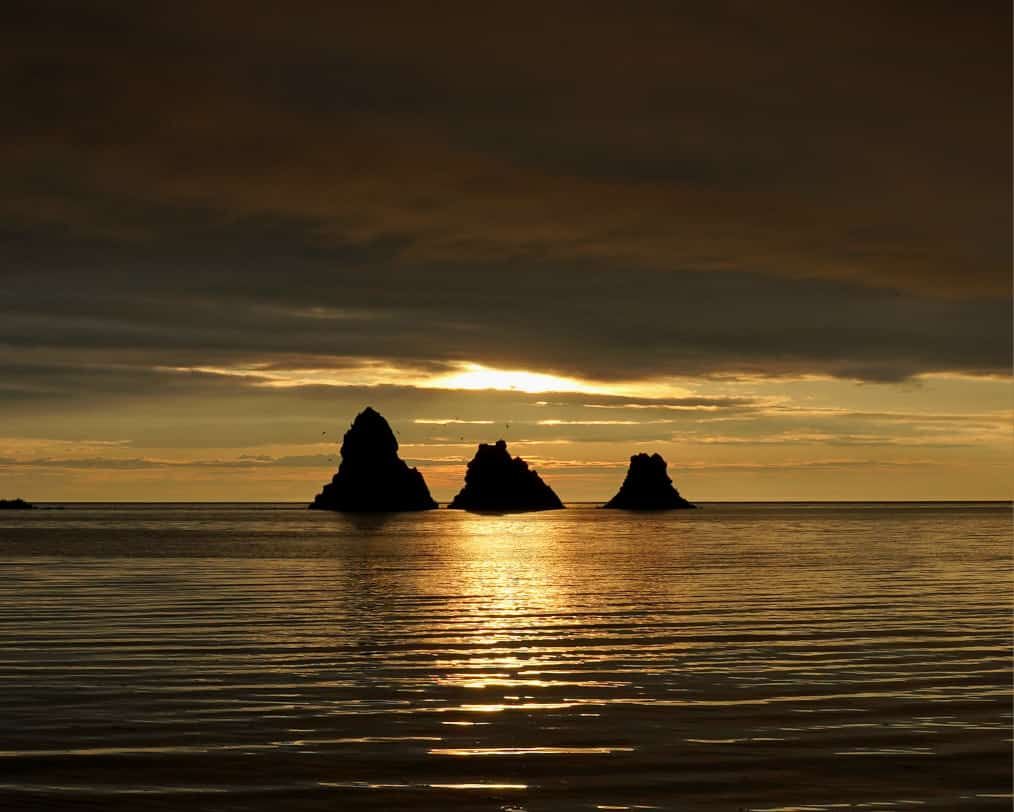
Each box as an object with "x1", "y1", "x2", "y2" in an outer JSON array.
[
  {"x1": 309, "y1": 407, "x2": 437, "y2": 512},
  {"x1": 603, "y1": 453, "x2": 696, "y2": 510},
  {"x1": 448, "y1": 440, "x2": 563, "y2": 512},
  {"x1": 0, "y1": 498, "x2": 34, "y2": 509}
]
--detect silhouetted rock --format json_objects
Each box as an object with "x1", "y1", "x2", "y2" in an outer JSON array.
[
  {"x1": 449, "y1": 440, "x2": 563, "y2": 512},
  {"x1": 603, "y1": 453, "x2": 696, "y2": 510},
  {"x1": 309, "y1": 407, "x2": 437, "y2": 512},
  {"x1": 0, "y1": 498, "x2": 34, "y2": 510}
]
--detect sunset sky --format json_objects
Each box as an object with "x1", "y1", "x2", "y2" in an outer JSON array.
[{"x1": 1, "y1": 2, "x2": 1010, "y2": 502}]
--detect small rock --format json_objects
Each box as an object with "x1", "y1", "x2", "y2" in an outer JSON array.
[
  {"x1": 449, "y1": 440, "x2": 563, "y2": 513},
  {"x1": 0, "y1": 498, "x2": 34, "y2": 510},
  {"x1": 603, "y1": 453, "x2": 695, "y2": 510}
]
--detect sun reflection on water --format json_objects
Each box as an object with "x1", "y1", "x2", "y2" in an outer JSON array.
[{"x1": 0, "y1": 503, "x2": 1009, "y2": 809}]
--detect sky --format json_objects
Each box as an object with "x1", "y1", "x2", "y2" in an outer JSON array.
[{"x1": 1, "y1": 1, "x2": 1011, "y2": 502}]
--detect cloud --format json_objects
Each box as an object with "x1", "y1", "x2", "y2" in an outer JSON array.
[
  {"x1": 0, "y1": 453, "x2": 339, "y2": 471},
  {"x1": 536, "y1": 419, "x2": 671, "y2": 426},
  {"x1": 582, "y1": 397, "x2": 765, "y2": 411},
  {"x1": 686, "y1": 433, "x2": 989, "y2": 449},
  {"x1": 4, "y1": 3, "x2": 1010, "y2": 298},
  {"x1": 0, "y1": 257, "x2": 1009, "y2": 394},
  {"x1": 413, "y1": 418, "x2": 496, "y2": 425},
  {"x1": 675, "y1": 458, "x2": 954, "y2": 473}
]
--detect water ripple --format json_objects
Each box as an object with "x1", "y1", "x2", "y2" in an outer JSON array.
[{"x1": 0, "y1": 502, "x2": 1009, "y2": 810}]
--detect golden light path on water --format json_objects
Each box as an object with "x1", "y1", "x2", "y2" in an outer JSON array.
[{"x1": 0, "y1": 502, "x2": 1010, "y2": 811}]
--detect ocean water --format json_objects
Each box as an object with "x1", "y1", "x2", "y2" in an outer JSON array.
[{"x1": 0, "y1": 502, "x2": 1010, "y2": 811}]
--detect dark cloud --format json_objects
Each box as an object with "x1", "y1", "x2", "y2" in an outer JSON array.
[
  {"x1": 0, "y1": 247, "x2": 1009, "y2": 387},
  {"x1": 0, "y1": 0, "x2": 1009, "y2": 400},
  {"x1": 0, "y1": 455, "x2": 330, "y2": 470}
]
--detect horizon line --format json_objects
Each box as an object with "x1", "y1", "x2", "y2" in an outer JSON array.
[{"x1": 14, "y1": 499, "x2": 1012, "y2": 506}]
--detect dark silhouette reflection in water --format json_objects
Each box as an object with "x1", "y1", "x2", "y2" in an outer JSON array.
[
  {"x1": 0, "y1": 502, "x2": 1009, "y2": 811},
  {"x1": 317, "y1": 510, "x2": 406, "y2": 535}
]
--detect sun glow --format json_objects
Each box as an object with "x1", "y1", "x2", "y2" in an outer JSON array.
[
  {"x1": 159, "y1": 360, "x2": 694, "y2": 398},
  {"x1": 424, "y1": 363, "x2": 697, "y2": 399},
  {"x1": 425, "y1": 363, "x2": 602, "y2": 394}
]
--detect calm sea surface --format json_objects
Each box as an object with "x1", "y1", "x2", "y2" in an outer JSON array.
[{"x1": 0, "y1": 502, "x2": 1010, "y2": 811}]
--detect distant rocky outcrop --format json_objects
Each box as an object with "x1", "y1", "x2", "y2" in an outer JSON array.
[
  {"x1": 603, "y1": 453, "x2": 696, "y2": 510},
  {"x1": 309, "y1": 407, "x2": 437, "y2": 512},
  {"x1": 448, "y1": 440, "x2": 563, "y2": 512},
  {"x1": 0, "y1": 498, "x2": 34, "y2": 510}
]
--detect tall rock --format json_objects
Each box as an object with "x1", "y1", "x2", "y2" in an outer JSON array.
[
  {"x1": 309, "y1": 407, "x2": 437, "y2": 512},
  {"x1": 448, "y1": 440, "x2": 563, "y2": 512},
  {"x1": 603, "y1": 453, "x2": 696, "y2": 510}
]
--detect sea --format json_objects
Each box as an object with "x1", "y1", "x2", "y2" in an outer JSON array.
[{"x1": 0, "y1": 502, "x2": 1010, "y2": 811}]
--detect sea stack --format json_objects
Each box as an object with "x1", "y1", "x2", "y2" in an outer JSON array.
[
  {"x1": 309, "y1": 407, "x2": 437, "y2": 512},
  {"x1": 0, "y1": 498, "x2": 34, "y2": 510},
  {"x1": 449, "y1": 440, "x2": 563, "y2": 512},
  {"x1": 603, "y1": 453, "x2": 696, "y2": 510}
]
